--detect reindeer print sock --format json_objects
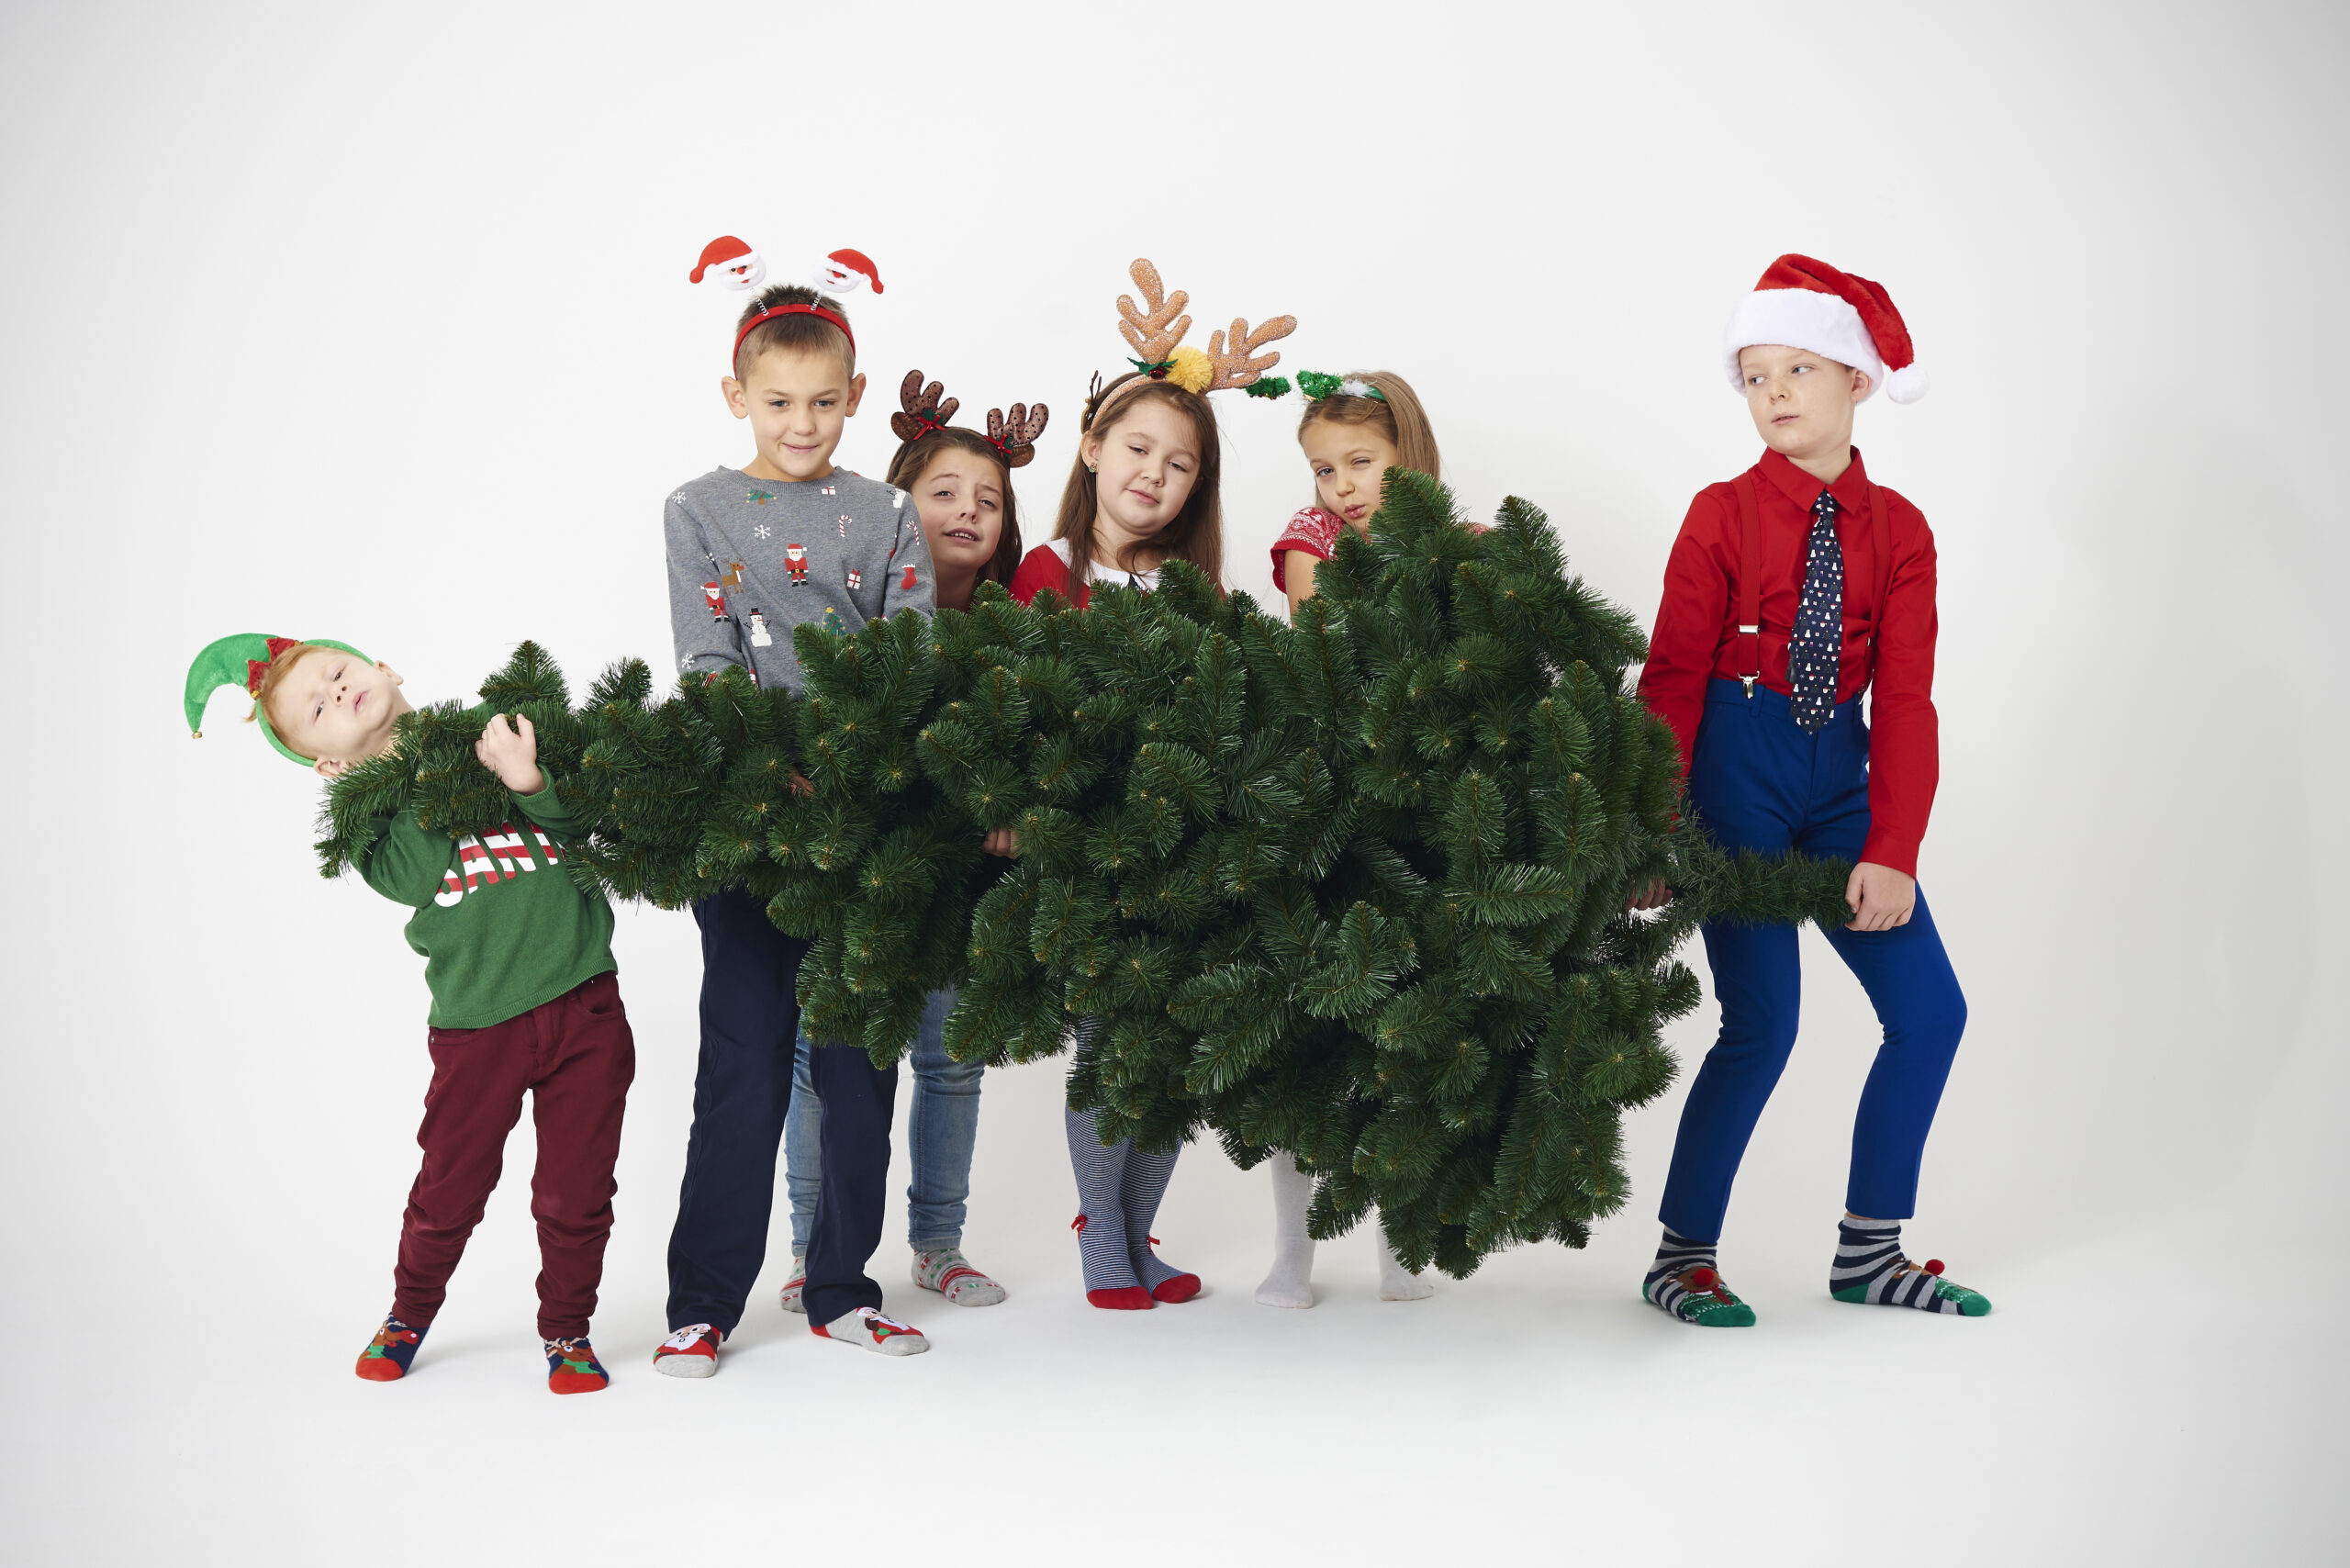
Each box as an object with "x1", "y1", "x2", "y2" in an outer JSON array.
[
  {"x1": 355, "y1": 1314, "x2": 427, "y2": 1381},
  {"x1": 1643, "y1": 1229, "x2": 1755, "y2": 1327},
  {"x1": 1830, "y1": 1217, "x2": 1991, "y2": 1316},
  {"x1": 543, "y1": 1336, "x2": 610, "y2": 1394}
]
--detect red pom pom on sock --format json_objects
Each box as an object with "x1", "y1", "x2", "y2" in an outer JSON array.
[
  {"x1": 1688, "y1": 1266, "x2": 1718, "y2": 1290},
  {"x1": 1922, "y1": 1259, "x2": 1945, "y2": 1276}
]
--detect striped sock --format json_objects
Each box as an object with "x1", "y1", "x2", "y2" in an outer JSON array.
[
  {"x1": 1122, "y1": 1143, "x2": 1200, "y2": 1303},
  {"x1": 543, "y1": 1336, "x2": 610, "y2": 1394},
  {"x1": 1066, "y1": 1106, "x2": 1151, "y2": 1308},
  {"x1": 355, "y1": 1314, "x2": 427, "y2": 1380},
  {"x1": 1830, "y1": 1217, "x2": 1991, "y2": 1316},
  {"x1": 1642, "y1": 1229, "x2": 1755, "y2": 1327}
]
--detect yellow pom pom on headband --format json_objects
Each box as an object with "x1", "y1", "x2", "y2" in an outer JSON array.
[
  {"x1": 1084, "y1": 258, "x2": 1297, "y2": 427},
  {"x1": 184, "y1": 633, "x2": 369, "y2": 766}
]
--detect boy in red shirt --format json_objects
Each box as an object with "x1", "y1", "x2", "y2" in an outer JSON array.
[{"x1": 1634, "y1": 256, "x2": 1988, "y2": 1326}]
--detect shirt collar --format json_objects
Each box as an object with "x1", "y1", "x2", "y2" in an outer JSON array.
[{"x1": 1759, "y1": 445, "x2": 1871, "y2": 515}]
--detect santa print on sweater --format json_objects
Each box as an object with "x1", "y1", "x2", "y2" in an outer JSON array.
[
  {"x1": 1636, "y1": 445, "x2": 1940, "y2": 876},
  {"x1": 435, "y1": 822, "x2": 564, "y2": 907}
]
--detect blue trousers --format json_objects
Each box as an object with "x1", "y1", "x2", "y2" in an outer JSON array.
[
  {"x1": 1657, "y1": 679, "x2": 1967, "y2": 1244},
  {"x1": 665, "y1": 887, "x2": 899, "y2": 1334},
  {"x1": 786, "y1": 987, "x2": 982, "y2": 1255}
]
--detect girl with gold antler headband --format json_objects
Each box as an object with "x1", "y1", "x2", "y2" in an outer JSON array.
[
  {"x1": 770, "y1": 369, "x2": 1050, "y2": 1320},
  {"x1": 1005, "y1": 258, "x2": 1296, "y2": 1314},
  {"x1": 1007, "y1": 258, "x2": 1296, "y2": 612}
]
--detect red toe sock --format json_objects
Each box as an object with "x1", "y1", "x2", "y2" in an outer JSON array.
[
  {"x1": 1086, "y1": 1286, "x2": 1156, "y2": 1310},
  {"x1": 1151, "y1": 1273, "x2": 1202, "y2": 1304}
]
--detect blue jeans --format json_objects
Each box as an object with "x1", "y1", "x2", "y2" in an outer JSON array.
[
  {"x1": 1657, "y1": 679, "x2": 1968, "y2": 1244},
  {"x1": 785, "y1": 987, "x2": 982, "y2": 1254}
]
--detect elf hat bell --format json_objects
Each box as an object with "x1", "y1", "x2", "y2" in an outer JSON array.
[{"x1": 1722, "y1": 254, "x2": 1927, "y2": 405}]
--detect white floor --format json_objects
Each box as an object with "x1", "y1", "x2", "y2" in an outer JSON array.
[{"x1": 5, "y1": 1097, "x2": 2332, "y2": 1565}]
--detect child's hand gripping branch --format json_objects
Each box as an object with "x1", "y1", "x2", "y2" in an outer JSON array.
[{"x1": 475, "y1": 712, "x2": 545, "y2": 796}]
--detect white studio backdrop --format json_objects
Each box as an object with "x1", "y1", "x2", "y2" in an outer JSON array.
[{"x1": 3, "y1": 3, "x2": 2344, "y2": 1562}]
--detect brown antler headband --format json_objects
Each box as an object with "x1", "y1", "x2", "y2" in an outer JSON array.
[{"x1": 892, "y1": 368, "x2": 1050, "y2": 467}]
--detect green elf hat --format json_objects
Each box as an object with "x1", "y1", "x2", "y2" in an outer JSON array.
[{"x1": 185, "y1": 633, "x2": 370, "y2": 765}]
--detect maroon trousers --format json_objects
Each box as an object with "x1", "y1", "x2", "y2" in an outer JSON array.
[{"x1": 391, "y1": 971, "x2": 634, "y2": 1340}]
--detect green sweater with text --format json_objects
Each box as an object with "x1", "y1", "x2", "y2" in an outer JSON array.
[{"x1": 356, "y1": 775, "x2": 616, "y2": 1028}]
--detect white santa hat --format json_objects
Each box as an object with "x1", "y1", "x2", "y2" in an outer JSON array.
[
  {"x1": 690, "y1": 235, "x2": 766, "y2": 290},
  {"x1": 1722, "y1": 254, "x2": 1927, "y2": 405}
]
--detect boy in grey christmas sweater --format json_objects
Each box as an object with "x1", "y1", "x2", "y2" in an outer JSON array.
[{"x1": 654, "y1": 281, "x2": 937, "y2": 1375}]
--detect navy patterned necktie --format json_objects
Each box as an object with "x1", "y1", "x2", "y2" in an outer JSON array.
[{"x1": 1788, "y1": 490, "x2": 1842, "y2": 734}]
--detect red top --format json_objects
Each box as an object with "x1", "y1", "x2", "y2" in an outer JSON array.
[
  {"x1": 1636, "y1": 447, "x2": 1940, "y2": 875},
  {"x1": 1006, "y1": 540, "x2": 1162, "y2": 610},
  {"x1": 1270, "y1": 506, "x2": 1344, "y2": 593}
]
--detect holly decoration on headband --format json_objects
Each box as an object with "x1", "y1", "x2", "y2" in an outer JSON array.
[
  {"x1": 185, "y1": 632, "x2": 371, "y2": 765},
  {"x1": 1297, "y1": 370, "x2": 1385, "y2": 402}
]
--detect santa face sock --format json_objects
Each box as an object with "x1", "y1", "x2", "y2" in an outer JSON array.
[
  {"x1": 1830, "y1": 1217, "x2": 1991, "y2": 1316},
  {"x1": 653, "y1": 1323, "x2": 721, "y2": 1378},
  {"x1": 913, "y1": 1246, "x2": 1006, "y2": 1306},
  {"x1": 1122, "y1": 1141, "x2": 1199, "y2": 1303},
  {"x1": 355, "y1": 1314, "x2": 427, "y2": 1381},
  {"x1": 815, "y1": 1306, "x2": 930, "y2": 1356},
  {"x1": 1255, "y1": 1157, "x2": 1319, "y2": 1308},
  {"x1": 1643, "y1": 1229, "x2": 1756, "y2": 1327},
  {"x1": 1066, "y1": 1106, "x2": 1151, "y2": 1308},
  {"x1": 543, "y1": 1337, "x2": 610, "y2": 1394}
]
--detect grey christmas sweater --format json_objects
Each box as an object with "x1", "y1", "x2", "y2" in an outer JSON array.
[{"x1": 664, "y1": 465, "x2": 934, "y2": 692}]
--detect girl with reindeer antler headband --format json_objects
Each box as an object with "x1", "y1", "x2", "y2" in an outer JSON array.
[
  {"x1": 769, "y1": 368, "x2": 1049, "y2": 1323},
  {"x1": 1006, "y1": 258, "x2": 1295, "y2": 613},
  {"x1": 1004, "y1": 258, "x2": 1297, "y2": 1315}
]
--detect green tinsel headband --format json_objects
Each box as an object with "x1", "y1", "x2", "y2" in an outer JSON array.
[
  {"x1": 1296, "y1": 371, "x2": 1386, "y2": 402},
  {"x1": 185, "y1": 633, "x2": 370, "y2": 765}
]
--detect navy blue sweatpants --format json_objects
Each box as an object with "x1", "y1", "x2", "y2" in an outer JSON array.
[
  {"x1": 1657, "y1": 679, "x2": 1967, "y2": 1244},
  {"x1": 665, "y1": 887, "x2": 899, "y2": 1334}
]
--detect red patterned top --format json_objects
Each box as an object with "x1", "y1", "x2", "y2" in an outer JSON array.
[{"x1": 1270, "y1": 506, "x2": 1345, "y2": 594}]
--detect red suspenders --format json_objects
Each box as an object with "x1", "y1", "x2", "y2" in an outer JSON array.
[{"x1": 1730, "y1": 469, "x2": 1896, "y2": 700}]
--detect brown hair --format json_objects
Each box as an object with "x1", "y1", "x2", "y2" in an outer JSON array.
[
  {"x1": 1053, "y1": 375, "x2": 1224, "y2": 587},
  {"x1": 250, "y1": 642, "x2": 335, "y2": 737},
  {"x1": 887, "y1": 428, "x2": 1024, "y2": 590},
  {"x1": 733, "y1": 284, "x2": 855, "y2": 381},
  {"x1": 1296, "y1": 370, "x2": 1441, "y2": 504}
]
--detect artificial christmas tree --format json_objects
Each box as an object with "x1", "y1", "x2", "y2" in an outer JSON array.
[{"x1": 314, "y1": 474, "x2": 1852, "y2": 1274}]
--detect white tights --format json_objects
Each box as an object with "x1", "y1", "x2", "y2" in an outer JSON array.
[{"x1": 1254, "y1": 1157, "x2": 1436, "y2": 1308}]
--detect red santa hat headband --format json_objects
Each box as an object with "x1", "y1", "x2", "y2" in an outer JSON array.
[
  {"x1": 1722, "y1": 254, "x2": 1927, "y2": 405},
  {"x1": 690, "y1": 237, "x2": 883, "y2": 364}
]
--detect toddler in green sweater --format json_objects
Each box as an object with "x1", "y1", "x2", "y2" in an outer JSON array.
[{"x1": 196, "y1": 633, "x2": 636, "y2": 1394}]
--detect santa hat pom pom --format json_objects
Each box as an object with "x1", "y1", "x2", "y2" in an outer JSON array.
[{"x1": 1886, "y1": 362, "x2": 1930, "y2": 404}]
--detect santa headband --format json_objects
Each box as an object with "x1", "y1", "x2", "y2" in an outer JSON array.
[
  {"x1": 1722, "y1": 253, "x2": 1926, "y2": 405},
  {"x1": 689, "y1": 236, "x2": 883, "y2": 364},
  {"x1": 1085, "y1": 258, "x2": 1298, "y2": 428},
  {"x1": 891, "y1": 370, "x2": 1050, "y2": 468},
  {"x1": 185, "y1": 633, "x2": 371, "y2": 766}
]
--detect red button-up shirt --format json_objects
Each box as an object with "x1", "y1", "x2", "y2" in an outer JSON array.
[{"x1": 1636, "y1": 447, "x2": 1940, "y2": 876}]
